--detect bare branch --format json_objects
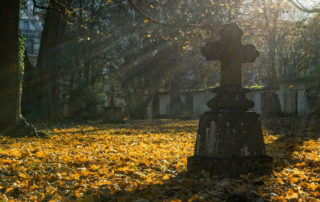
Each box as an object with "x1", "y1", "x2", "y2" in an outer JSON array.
[
  {"x1": 127, "y1": 0, "x2": 218, "y2": 29},
  {"x1": 32, "y1": 0, "x2": 72, "y2": 14},
  {"x1": 288, "y1": 0, "x2": 320, "y2": 13},
  {"x1": 32, "y1": 0, "x2": 49, "y2": 12}
]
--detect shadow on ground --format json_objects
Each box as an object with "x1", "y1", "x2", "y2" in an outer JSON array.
[
  {"x1": 79, "y1": 171, "x2": 266, "y2": 202},
  {"x1": 258, "y1": 117, "x2": 320, "y2": 199}
]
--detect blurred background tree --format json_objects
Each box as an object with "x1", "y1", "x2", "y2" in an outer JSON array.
[{"x1": 19, "y1": 0, "x2": 320, "y2": 121}]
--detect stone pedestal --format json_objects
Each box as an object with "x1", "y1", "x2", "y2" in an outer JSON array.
[{"x1": 187, "y1": 110, "x2": 272, "y2": 176}]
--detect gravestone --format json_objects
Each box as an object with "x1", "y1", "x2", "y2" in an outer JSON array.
[
  {"x1": 187, "y1": 23, "x2": 272, "y2": 176},
  {"x1": 261, "y1": 92, "x2": 282, "y2": 117},
  {"x1": 284, "y1": 88, "x2": 297, "y2": 116},
  {"x1": 104, "y1": 86, "x2": 123, "y2": 123},
  {"x1": 184, "y1": 92, "x2": 194, "y2": 118}
]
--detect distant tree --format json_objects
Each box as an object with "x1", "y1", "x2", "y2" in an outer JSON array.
[
  {"x1": 24, "y1": 0, "x2": 74, "y2": 122},
  {"x1": 22, "y1": 0, "x2": 319, "y2": 121}
]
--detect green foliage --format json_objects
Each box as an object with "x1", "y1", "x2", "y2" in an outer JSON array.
[
  {"x1": 67, "y1": 83, "x2": 106, "y2": 121},
  {"x1": 19, "y1": 34, "x2": 25, "y2": 77},
  {"x1": 245, "y1": 83, "x2": 264, "y2": 90},
  {"x1": 33, "y1": 0, "x2": 320, "y2": 120},
  {"x1": 18, "y1": 35, "x2": 26, "y2": 114}
]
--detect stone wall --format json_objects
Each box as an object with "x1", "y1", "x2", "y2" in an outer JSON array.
[
  {"x1": 156, "y1": 85, "x2": 310, "y2": 118},
  {"x1": 159, "y1": 94, "x2": 170, "y2": 116}
]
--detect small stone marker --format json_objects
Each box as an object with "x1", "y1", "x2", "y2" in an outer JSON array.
[
  {"x1": 105, "y1": 86, "x2": 123, "y2": 123},
  {"x1": 187, "y1": 23, "x2": 272, "y2": 176}
]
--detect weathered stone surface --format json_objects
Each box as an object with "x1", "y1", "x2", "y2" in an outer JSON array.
[
  {"x1": 261, "y1": 92, "x2": 282, "y2": 117},
  {"x1": 188, "y1": 111, "x2": 272, "y2": 176},
  {"x1": 201, "y1": 23, "x2": 259, "y2": 88},
  {"x1": 194, "y1": 111, "x2": 265, "y2": 157},
  {"x1": 202, "y1": 23, "x2": 259, "y2": 112},
  {"x1": 207, "y1": 87, "x2": 254, "y2": 111}
]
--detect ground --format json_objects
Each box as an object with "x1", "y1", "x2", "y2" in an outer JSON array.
[{"x1": 0, "y1": 119, "x2": 319, "y2": 201}]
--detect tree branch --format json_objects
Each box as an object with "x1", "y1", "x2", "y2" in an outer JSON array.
[
  {"x1": 32, "y1": 0, "x2": 49, "y2": 12},
  {"x1": 288, "y1": 0, "x2": 320, "y2": 13},
  {"x1": 127, "y1": 0, "x2": 218, "y2": 29}
]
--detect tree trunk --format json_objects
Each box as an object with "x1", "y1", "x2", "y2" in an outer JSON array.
[
  {"x1": 0, "y1": 0, "x2": 20, "y2": 134},
  {"x1": 22, "y1": 50, "x2": 37, "y2": 120},
  {"x1": 0, "y1": 1, "x2": 45, "y2": 137},
  {"x1": 169, "y1": 80, "x2": 183, "y2": 117},
  {"x1": 34, "y1": 0, "x2": 73, "y2": 121}
]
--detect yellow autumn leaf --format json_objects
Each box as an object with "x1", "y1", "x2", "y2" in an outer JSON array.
[
  {"x1": 0, "y1": 120, "x2": 320, "y2": 201},
  {"x1": 286, "y1": 189, "x2": 299, "y2": 199},
  {"x1": 146, "y1": 177, "x2": 153, "y2": 183},
  {"x1": 74, "y1": 191, "x2": 82, "y2": 198},
  {"x1": 35, "y1": 151, "x2": 45, "y2": 158},
  {"x1": 162, "y1": 174, "x2": 170, "y2": 180},
  {"x1": 275, "y1": 177, "x2": 283, "y2": 184},
  {"x1": 5, "y1": 187, "x2": 15, "y2": 195},
  {"x1": 73, "y1": 173, "x2": 80, "y2": 180},
  {"x1": 19, "y1": 172, "x2": 28, "y2": 179}
]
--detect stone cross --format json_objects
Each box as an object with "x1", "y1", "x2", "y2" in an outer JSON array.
[
  {"x1": 187, "y1": 23, "x2": 272, "y2": 176},
  {"x1": 201, "y1": 23, "x2": 259, "y2": 88}
]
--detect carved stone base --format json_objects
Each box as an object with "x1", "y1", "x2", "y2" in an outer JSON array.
[
  {"x1": 187, "y1": 110, "x2": 272, "y2": 176},
  {"x1": 207, "y1": 87, "x2": 254, "y2": 110},
  {"x1": 187, "y1": 155, "x2": 272, "y2": 176}
]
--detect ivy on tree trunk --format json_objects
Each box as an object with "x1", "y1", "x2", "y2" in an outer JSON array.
[{"x1": 0, "y1": 0, "x2": 46, "y2": 137}]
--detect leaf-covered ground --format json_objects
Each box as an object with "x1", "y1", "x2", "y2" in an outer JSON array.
[{"x1": 0, "y1": 119, "x2": 319, "y2": 201}]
